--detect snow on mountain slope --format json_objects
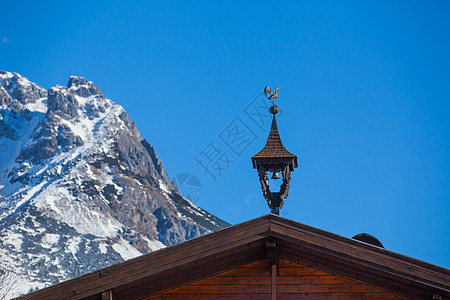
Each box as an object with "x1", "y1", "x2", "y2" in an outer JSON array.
[{"x1": 0, "y1": 71, "x2": 229, "y2": 298}]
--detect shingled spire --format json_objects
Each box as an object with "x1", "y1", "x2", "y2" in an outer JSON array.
[
  {"x1": 252, "y1": 86, "x2": 298, "y2": 215},
  {"x1": 252, "y1": 114, "x2": 297, "y2": 167}
]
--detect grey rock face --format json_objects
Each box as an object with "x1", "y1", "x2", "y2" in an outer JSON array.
[
  {"x1": 0, "y1": 83, "x2": 13, "y2": 106},
  {"x1": 47, "y1": 87, "x2": 79, "y2": 118},
  {"x1": 9, "y1": 100, "x2": 23, "y2": 114},
  {"x1": 67, "y1": 76, "x2": 105, "y2": 99},
  {"x1": 0, "y1": 71, "x2": 47, "y2": 104},
  {"x1": 0, "y1": 71, "x2": 229, "y2": 298},
  {"x1": 16, "y1": 110, "x2": 84, "y2": 163},
  {"x1": 0, "y1": 117, "x2": 17, "y2": 140}
]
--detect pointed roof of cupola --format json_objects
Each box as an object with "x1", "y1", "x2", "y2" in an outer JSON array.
[{"x1": 251, "y1": 114, "x2": 298, "y2": 168}]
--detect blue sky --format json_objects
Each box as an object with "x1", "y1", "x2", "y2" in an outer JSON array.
[{"x1": 1, "y1": 1, "x2": 449, "y2": 268}]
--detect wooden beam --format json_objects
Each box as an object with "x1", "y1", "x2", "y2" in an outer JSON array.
[
  {"x1": 101, "y1": 289, "x2": 113, "y2": 300},
  {"x1": 271, "y1": 264, "x2": 277, "y2": 300},
  {"x1": 267, "y1": 237, "x2": 278, "y2": 300}
]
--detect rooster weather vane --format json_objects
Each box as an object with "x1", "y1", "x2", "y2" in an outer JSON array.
[
  {"x1": 251, "y1": 86, "x2": 298, "y2": 215},
  {"x1": 264, "y1": 86, "x2": 280, "y2": 114},
  {"x1": 264, "y1": 86, "x2": 279, "y2": 103}
]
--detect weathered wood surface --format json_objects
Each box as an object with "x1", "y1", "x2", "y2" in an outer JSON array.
[
  {"x1": 114, "y1": 241, "x2": 266, "y2": 300},
  {"x1": 146, "y1": 259, "x2": 409, "y2": 300},
  {"x1": 101, "y1": 290, "x2": 113, "y2": 300},
  {"x1": 19, "y1": 215, "x2": 449, "y2": 300},
  {"x1": 144, "y1": 294, "x2": 409, "y2": 300}
]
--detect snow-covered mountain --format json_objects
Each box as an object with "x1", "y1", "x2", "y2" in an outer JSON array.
[{"x1": 0, "y1": 71, "x2": 229, "y2": 297}]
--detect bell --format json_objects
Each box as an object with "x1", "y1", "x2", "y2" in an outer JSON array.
[{"x1": 271, "y1": 172, "x2": 280, "y2": 180}]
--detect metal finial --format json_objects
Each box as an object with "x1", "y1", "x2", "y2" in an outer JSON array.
[{"x1": 264, "y1": 86, "x2": 280, "y2": 114}]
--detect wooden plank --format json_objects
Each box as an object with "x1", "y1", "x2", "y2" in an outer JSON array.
[
  {"x1": 24, "y1": 272, "x2": 100, "y2": 300},
  {"x1": 170, "y1": 282, "x2": 384, "y2": 294},
  {"x1": 194, "y1": 275, "x2": 355, "y2": 287},
  {"x1": 155, "y1": 284, "x2": 384, "y2": 294},
  {"x1": 278, "y1": 259, "x2": 309, "y2": 268},
  {"x1": 80, "y1": 295, "x2": 101, "y2": 300},
  {"x1": 216, "y1": 267, "x2": 271, "y2": 277},
  {"x1": 279, "y1": 267, "x2": 331, "y2": 276},
  {"x1": 275, "y1": 293, "x2": 406, "y2": 300},
  {"x1": 277, "y1": 275, "x2": 371, "y2": 285},
  {"x1": 189, "y1": 276, "x2": 271, "y2": 285},
  {"x1": 114, "y1": 242, "x2": 267, "y2": 300},
  {"x1": 189, "y1": 258, "x2": 395, "y2": 287},
  {"x1": 276, "y1": 284, "x2": 383, "y2": 293},
  {"x1": 146, "y1": 294, "x2": 271, "y2": 300},
  {"x1": 101, "y1": 290, "x2": 112, "y2": 300},
  {"x1": 271, "y1": 264, "x2": 276, "y2": 300},
  {"x1": 146, "y1": 292, "x2": 407, "y2": 300},
  {"x1": 163, "y1": 284, "x2": 271, "y2": 294},
  {"x1": 235, "y1": 260, "x2": 269, "y2": 268},
  {"x1": 280, "y1": 245, "x2": 430, "y2": 299}
]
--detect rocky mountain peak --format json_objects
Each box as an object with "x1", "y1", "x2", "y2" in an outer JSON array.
[
  {"x1": 67, "y1": 75, "x2": 104, "y2": 99},
  {"x1": 0, "y1": 71, "x2": 47, "y2": 106},
  {"x1": 0, "y1": 72, "x2": 229, "y2": 298}
]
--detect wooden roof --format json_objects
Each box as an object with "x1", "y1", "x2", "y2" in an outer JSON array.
[
  {"x1": 19, "y1": 214, "x2": 450, "y2": 300},
  {"x1": 251, "y1": 115, "x2": 298, "y2": 168}
]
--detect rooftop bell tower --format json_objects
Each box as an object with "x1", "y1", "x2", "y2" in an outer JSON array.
[{"x1": 252, "y1": 86, "x2": 298, "y2": 215}]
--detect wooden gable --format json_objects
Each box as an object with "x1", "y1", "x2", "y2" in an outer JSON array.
[
  {"x1": 147, "y1": 259, "x2": 409, "y2": 299},
  {"x1": 19, "y1": 215, "x2": 450, "y2": 300}
]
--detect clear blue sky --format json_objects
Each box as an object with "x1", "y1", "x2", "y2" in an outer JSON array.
[{"x1": 1, "y1": 1, "x2": 449, "y2": 268}]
